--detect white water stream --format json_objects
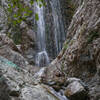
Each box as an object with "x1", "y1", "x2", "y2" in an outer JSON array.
[
  {"x1": 34, "y1": 0, "x2": 66, "y2": 67},
  {"x1": 35, "y1": 2, "x2": 50, "y2": 67}
]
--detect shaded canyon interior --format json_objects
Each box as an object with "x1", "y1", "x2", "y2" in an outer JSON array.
[{"x1": 0, "y1": 0, "x2": 100, "y2": 100}]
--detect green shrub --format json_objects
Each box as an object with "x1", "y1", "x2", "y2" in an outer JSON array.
[{"x1": 5, "y1": 0, "x2": 45, "y2": 44}]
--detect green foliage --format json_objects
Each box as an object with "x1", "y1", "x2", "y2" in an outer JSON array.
[
  {"x1": 7, "y1": 0, "x2": 45, "y2": 26},
  {"x1": 7, "y1": 0, "x2": 33, "y2": 26},
  {"x1": 35, "y1": 13, "x2": 39, "y2": 21},
  {"x1": 36, "y1": 0, "x2": 46, "y2": 6},
  {"x1": 5, "y1": 0, "x2": 45, "y2": 44},
  {"x1": 64, "y1": 42, "x2": 68, "y2": 50},
  {"x1": 35, "y1": 0, "x2": 46, "y2": 21},
  {"x1": 30, "y1": 0, "x2": 34, "y2": 5},
  {"x1": 63, "y1": 39, "x2": 70, "y2": 50}
]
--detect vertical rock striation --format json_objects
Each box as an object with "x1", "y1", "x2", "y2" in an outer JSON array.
[{"x1": 46, "y1": 0, "x2": 100, "y2": 99}]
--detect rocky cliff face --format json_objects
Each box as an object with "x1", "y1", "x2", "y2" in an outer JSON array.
[
  {"x1": 59, "y1": 0, "x2": 100, "y2": 78},
  {"x1": 0, "y1": 2, "x2": 7, "y2": 33},
  {"x1": 45, "y1": 0, "x2": 100, "y2": 100},
  {"x1": 0, "y1": 0, "x2": 100, "y2": 100}
]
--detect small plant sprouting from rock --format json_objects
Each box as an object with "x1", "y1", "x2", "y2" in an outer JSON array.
[
  {"x1": 64, "y1": 42, "x2": 68, "y2": 50},
  {"x1": 63, "y1": 39, "x2": 70, "y2": 51}
]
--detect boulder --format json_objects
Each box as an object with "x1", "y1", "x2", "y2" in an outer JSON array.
[
  {"x1": 0, "y1": 34, "x2": 41, "y2": 75},
  {"x1": 0, "y1": 34, "x2": 30, "y2": 68},
  {"x1": 0, "y1": 45, "x2": 29, "y2": 68},
  {"x1": 0, "y1": 34, "x2": 20, "y2": 52},
  {"x1": 0, "y1": 56, "x2": 65, "y2": 100},
  {"x1": 20, "y1": 85, "x2": 60, "y2": 100},
  {"x1": 65, "y1": 77, "x2": 82, "y2": 86},
  {"x1": 0, "y1": 56, "x2": 34, "y2": 100},
  {"x1": 64, "y1": 81, "x2": 88, "y2": 100}
]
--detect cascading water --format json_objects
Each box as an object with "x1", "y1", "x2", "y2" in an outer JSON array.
[
  {"x1": 35, "y1": 2, "x2": 49, "y2": 67},
  {"x1": 33, "y1": 1, "x2": 68, "y2": 100},
  {"x1": 34, "y1": 0, "x2": 66, "y2": 67},
  {"x1": 50, "y1": 0, "x2": 66, "y2": 54}
]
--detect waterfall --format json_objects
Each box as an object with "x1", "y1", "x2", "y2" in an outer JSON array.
[
  {"x1": 35, "y1": 2, "x2": 50, "y2": 67},
  {"x1": 50, "y1": 0, "x2": 66, "y2": 54},
  {"x1": 34, "y1": 0, "x2": 66, "y2": 67}
]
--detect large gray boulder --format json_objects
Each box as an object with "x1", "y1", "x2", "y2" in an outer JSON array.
[
  {"x1": 0, "y1": 56, "x2": 67, "y2": 100},
  {"x1": 20, "y1": 85, "x2": 60, "y2": 100},
  {"x1": 0, "y1": 45, "x2": 29, "y2": 68},
  {"x1": 0, "y1": 34, "x2": 29, "y2": 68},
  {"x1": 64, "y1": 78, "x2": 88, "y2": 100}
]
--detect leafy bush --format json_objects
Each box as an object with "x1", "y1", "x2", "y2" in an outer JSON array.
[{"x1": 4, "y1": 0, "x2": 45, "y2": 44}]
